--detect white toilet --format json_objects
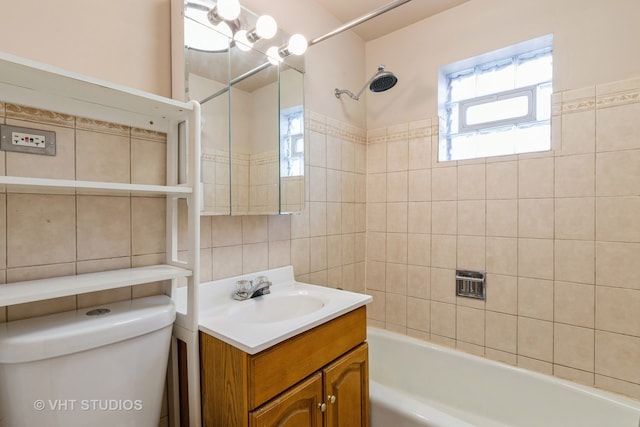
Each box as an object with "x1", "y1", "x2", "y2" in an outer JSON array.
[{"x1": 0, "y1": 294, "x2": 175, "y2": 427}]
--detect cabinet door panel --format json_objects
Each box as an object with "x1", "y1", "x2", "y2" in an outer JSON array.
[
  {"x1": 323, "y1": 343, "x2": 370, "y2": 427},
  {"x1": 250, "y1": 372, "x2": 324, "y2": 427}
]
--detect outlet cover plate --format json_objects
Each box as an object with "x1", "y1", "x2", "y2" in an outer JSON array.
[{"x1": 0, "y1": 124, "x2": 56, "y2": 156}]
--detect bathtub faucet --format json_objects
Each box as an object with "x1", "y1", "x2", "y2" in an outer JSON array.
[{"x1": 233, "y1": 276, "x2": 272, "y2": 300}]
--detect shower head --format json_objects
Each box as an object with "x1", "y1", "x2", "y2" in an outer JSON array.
[
  {"x1": 369, "y1": 66, "x2": 398, "y2": 93},
  {"x1": 335, "y1": 65, "x2": 398, "y2": 101}
]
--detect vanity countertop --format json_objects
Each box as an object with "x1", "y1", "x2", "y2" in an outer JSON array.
[{"x1": 175, "y1": 266, "x2": 372, "y2": 354}]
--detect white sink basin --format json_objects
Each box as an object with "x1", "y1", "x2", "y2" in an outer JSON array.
[
  {"x1": 175, "y1": 266, "x2": 372, "y2": 354},
  {"x1": 227, "y1": 293, "x2": 326, "y2": 323}
]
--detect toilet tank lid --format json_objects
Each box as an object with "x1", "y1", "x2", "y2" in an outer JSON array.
[{"x1": 0, "y1": 295, "x2": 176, "y2": 364}]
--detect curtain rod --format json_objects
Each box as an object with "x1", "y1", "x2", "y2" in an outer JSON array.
[{"x1": 309, "y1": 0, "x2": 413, "y2": 46}]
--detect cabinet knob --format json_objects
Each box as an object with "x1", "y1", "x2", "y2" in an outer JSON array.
[
  {"x1": 328, "y1": 394, "x2": 336, "y2": 404},
  {"x1": 317, "y1": 402, "x2": 327, "y2": 412}
]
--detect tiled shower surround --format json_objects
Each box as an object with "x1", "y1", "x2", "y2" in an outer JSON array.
[
  {"x1": 1, "y1": 76, "x2": 638, "y2": 403},
  {"x1": 364, "y1": 76, "x2": 640, "y2": 400}
]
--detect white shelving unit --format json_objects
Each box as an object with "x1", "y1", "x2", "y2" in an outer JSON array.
[
  {"x1": 0, "y1": 265, "x2": 191, "y2": 306},
  {"x1": 0, "y1": 52, "x2": 202, "y2": 427},
  {"x1": 0, "y1": 176, "x2": 193, "y2": 195}
]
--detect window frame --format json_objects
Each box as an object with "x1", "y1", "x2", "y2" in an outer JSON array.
[
  {"x1": 437, "y1": 34, "x2": 553, "y2": 162},
  {"x1": 458, "y1": 84, "x2": 537, "y2": 132}
]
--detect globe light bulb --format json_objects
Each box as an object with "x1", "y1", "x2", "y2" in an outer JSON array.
[
  {"x1": 233, "y1": 30, "x2": 253, "y2": 51},
  {"x1": 216, "y1": 0, "x2": 240, "y2": 21},
  {"x1": 216, "y1": 22, "x2": 233, "y2": 39},
  {"x1": 287, "y1": 34, "x2": 308, "y2": 55},
  {"x1": 185, "y1": 5, "x2": 231, "y2": 52},
  {"x1": 266, "y1": 46, "x2": 283, "y2": 65},
  {"x1": 256, "y1": 15, "x2": 278, "y2": 40}
]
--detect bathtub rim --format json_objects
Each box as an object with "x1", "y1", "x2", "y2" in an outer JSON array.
[
  {"x1": 366, "y1": 326, "x2": 640, "y2": 413},
  {"x1": 369, "y1": 379, "x2": 479, "y2": 427}
]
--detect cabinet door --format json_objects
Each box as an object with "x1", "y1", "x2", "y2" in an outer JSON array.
[
  {"x1": 250, "y1": 372, "x2": 324, "y2": 427},
  {"x1": 323, "y1": 343, "x2": 370, "y2": 427}
]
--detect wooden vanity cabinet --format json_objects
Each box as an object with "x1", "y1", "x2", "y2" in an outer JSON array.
[
  {"x1": 200, "y1": 306, "x2": 369, "y2": 427},
  {"x1": 250, "y1": 343, "x2": 369, "y2": 427}
]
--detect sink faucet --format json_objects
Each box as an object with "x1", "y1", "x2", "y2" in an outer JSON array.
[{"x1": 233, "y1": 276, "x2": 272, "y2": 301}]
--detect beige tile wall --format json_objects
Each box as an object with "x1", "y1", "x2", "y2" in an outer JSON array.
[
  {"x1": 365, "y1": 76, "x2": 640, "y2": 400},
  {"x1": 0, "y1": 102, "x2": 169, "y2": 322}
]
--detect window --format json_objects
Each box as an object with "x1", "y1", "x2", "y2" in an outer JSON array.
[
  {"x1": 280, "y1": 106, "x2": 304, "y2": 177},
  {"x1": 438, "y1": 35, "x2": 553, "y2": 161}
]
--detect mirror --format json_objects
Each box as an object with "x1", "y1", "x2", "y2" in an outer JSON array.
[{"x1": 175, "y1": 0, "x2": 305, "y2": 215}]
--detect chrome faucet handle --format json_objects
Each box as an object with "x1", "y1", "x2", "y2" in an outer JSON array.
[
  {"x1": 234, "y1": 279, "x2": 252, "y2": 300},
  {"x1": 254, "y1": 275, "x2": 269, "y2": 284}
]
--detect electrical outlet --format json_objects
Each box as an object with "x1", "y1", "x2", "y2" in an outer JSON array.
[
  {"x1": 12, "y1": 131, "x2": 46, "y2": 148},
  {"x1": 0, "y1": 125, "x2": 55, "y2": 156}
]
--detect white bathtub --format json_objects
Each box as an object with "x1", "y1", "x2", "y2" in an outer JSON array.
[{"x1": 368, "y1": 327, "x2": 640, "y2": 427}]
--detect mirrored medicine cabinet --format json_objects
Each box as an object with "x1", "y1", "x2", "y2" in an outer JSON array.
[{"x1": 171, "y1": 0, "x2": 305, "y2": 215}]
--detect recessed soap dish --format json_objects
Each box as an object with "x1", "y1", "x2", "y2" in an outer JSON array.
[{"x1": 456, "y1": 270, "x2": 486, "y2": 300}]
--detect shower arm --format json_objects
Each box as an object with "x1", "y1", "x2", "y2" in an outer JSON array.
[
  {"x1": 334, "y1": 73, "x2": 379, "y2": 100},
  {"x1": 333, "y1": 88, "x2": 361, "y2": 101}
]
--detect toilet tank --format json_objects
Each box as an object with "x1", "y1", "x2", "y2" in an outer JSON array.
[{"x1": 0, "y1": 295, "x2": 175, "y2": 427}]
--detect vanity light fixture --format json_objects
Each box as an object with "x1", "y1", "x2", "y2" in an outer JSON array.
[
  {"x1": 285, "y1": 34, "x2": 308, "y2": 55},
  {"x1": 187, "y1": 0, "x2": 308, "y2": 61},
  {"x1": 234, "y1": 14, "x2": 278, "y2": 51},
  {"x1": 266, "y1": 33, "x2": 309, "y2": 65},
  {"x1": 233, "y1": 30, "x2": 253, "y2": 51},
  {"x1": 185, "y1": 1, "x2": 236, "y2": 52},
  {"x1": 207, "y1": 0, "x2": 241, "y2": 24},
  {"x1": 266, "y1": 46, "x2": 283, "y2": 65},
  {"x1": 208, "y1": 1, "x2": 281, "y2": 46},
  {"x1": 247, "y1": 15, "x2": 278, "y2": 42}
]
